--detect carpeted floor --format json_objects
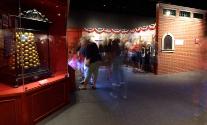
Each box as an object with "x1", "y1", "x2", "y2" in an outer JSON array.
[{"x1": 37, "y1": 66, "x2": 207, "y2": 125}]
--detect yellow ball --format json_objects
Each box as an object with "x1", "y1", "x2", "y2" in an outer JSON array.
[
  {"x1": 25, "y1": 62, "x2": 29, "y2": 65},
  {"x1": 29, "y1": 33, "x2": 33, "y2": 36},
  {"x1": 20, "y1": 59, "x2": 24, "y2": 63},
  {"x1": 25, "y1": 49, "x2": 29, "y2": 53},
  {"x1": 21, "y1": 44, "x2": 25, "y2": 47},
  {"x1": 24, "y1": 66, "x2": 29, "y2": 69}
]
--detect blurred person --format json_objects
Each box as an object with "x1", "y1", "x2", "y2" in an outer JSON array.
[
  {"x1": 140, "y1": 45, "x2": 146, "y2": 72},
  {"x1": 110, "y1": 38, "x2": 127, "y2": 99},
  {"x1": 79, "y1": 38, "x2": 101, "y2": 90},
  {"x1": 145, "y1": 44, "x2": 151, "y2": 72},
  {"x1": 150, "y1": 43, "x2": 156, "y2": 73},
  {"x1": 131, "y1": 44, "x2": 140, "y2": 73},
  {"x1": 125, "y1": 41, "x2": 132, "y2": 66},
  {"x1": 76, "y1": 43, "x2": 85, "y2": 81},
  {"x1": 105, "y1": 39, "x2": 113, "y2": 80}
]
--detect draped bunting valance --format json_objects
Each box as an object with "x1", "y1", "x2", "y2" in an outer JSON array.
[{"x1": 83, "y1": 24, "x2": 156, "y2": 34}]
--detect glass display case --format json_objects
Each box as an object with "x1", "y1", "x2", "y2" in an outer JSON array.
[{"x1": 0, "y1": 12, "x2": 51, "y2": 87}]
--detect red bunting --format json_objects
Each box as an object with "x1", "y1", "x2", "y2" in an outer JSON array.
[
  {"x1": 83, "y1": 24, "x2": 156, "y2": 34},
  {"x1": 94, "y1": 28, "x2": 104, "y2": 34}
]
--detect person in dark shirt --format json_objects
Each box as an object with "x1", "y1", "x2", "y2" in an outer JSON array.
[
  {"x1": 85, "y1": 42, "x2": 101, "y2": 64},
  {"x1": 79, "y1": 38, "x2": 101, "y2": 90}
]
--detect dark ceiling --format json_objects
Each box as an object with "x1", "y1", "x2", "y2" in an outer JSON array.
[{"x1": 70, "y1": 0, "x2": 207, "y2": 17}]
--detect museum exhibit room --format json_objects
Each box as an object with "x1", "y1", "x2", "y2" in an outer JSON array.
[{"x1": 0, "y1": 0, "x2": 207, "y2": 125}]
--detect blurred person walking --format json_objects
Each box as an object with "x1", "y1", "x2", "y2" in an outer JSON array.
[
  {"x1": 110, "y1": 38, "x2": 127, "y2": 99},
  {"x1": 79, "y1": 38, "x2": 101, "y2": 90}
]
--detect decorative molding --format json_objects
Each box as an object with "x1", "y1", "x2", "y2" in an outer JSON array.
[{"x1": 22, "y1": 9, "x2": 50, "y2": 22}]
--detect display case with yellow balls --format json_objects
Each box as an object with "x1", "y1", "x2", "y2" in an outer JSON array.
[
  {"x1": 14, "y1": 32, "x2": 41, "y2": 70},
  {"x1": 0, "y1": 16, "x2": 51, "y2": 87}
]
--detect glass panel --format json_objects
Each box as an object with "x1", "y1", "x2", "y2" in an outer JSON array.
[
  {"x1": 0, "y1": 0, "x2": 51, "y2": 90},
  {"x1": 179, "y1": 11, "x2": 191, "y2": 17},
  {"x1": 0, "y1": 1, "x2": 23, "y2": 91},
  {"x1": 15, "y1": 30, "x2": 50, "y2": 77},
  {"x1": 163, "y1": 9, "x2": 176, "y2": 16},
  {"x1": 193, "y1": 13, "x2": 203, "y2": 19},
  {"x1": 164, "y1": 35, "x2": 172, "y2": 50}
]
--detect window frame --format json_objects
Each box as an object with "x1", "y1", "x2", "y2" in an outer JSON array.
[
  {"x1": 161, "y1": 33, "x2": 175, "y2": 52},
  {"x1": 179, "y1": 10, "x2": 191, "y2": 18},
  {"x1": 163, "y1": 8, "x2": 176, "y2": 17},
  {"x1": 193, "y1": 13, "x2": 204, "y2": 19}
]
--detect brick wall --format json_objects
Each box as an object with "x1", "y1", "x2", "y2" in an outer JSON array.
[{"x1": 156, "y1": 3, "x2": 207, "y2": 74}]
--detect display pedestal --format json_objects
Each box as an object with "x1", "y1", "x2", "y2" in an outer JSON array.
[{"x1": 0, "y1": 73, "x2": 75, "y2": 125}]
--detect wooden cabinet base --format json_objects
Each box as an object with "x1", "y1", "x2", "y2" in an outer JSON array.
[{"x1": 0, "y1": 74, "x2": 74, "y2": 125}]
